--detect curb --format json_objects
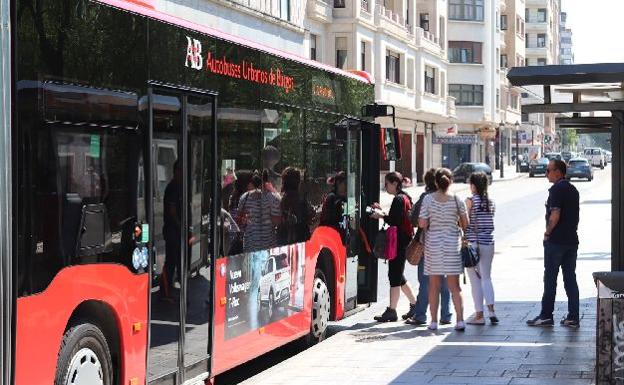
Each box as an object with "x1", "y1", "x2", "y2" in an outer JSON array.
[{"x1": 492, "y1": 173, "x2": 528, "y2": 183}]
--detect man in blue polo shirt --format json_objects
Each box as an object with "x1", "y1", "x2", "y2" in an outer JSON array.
[{"x1": 527, "y1": 159, "x2": 580, "y2": 327}]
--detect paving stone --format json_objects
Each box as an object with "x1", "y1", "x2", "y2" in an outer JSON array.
[
  {"x1": 509, "y1": 378, "x2": 592, "y2": 385},
  {"x1": 429, "y1": 375, "x2": 512, "y2": 384}
]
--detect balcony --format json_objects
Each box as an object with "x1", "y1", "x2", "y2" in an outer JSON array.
[
  {"x1": 374, "y1": 1, "x2": 410, "y2": 38},
  {"x1": 414, "y1": 28, "x2": 441, "y2": 54},
  {"x1": 526, "y1": 0, "x2": 548, "y2": 6},
  {"x1": 525, "y1": 43, "x2": 548, "y2": 56},
  {"x1": 307, "y1": 0, "x2": 333, "y2": 22}
]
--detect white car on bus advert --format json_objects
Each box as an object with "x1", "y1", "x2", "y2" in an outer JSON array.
[{"x1": 258, "y1": 253, "x2": 291, "y2": 319}]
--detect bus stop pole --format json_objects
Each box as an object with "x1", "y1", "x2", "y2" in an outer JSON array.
[
  {"x1": 0, "y1": 0, "x2": 11, "y2": 381},
  {"x1": 613, "y1": 111, "x2": 624, "y2": 271}
]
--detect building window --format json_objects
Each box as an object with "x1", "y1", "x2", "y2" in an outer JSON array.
[
  {"x1": 537, "y1": 8, "x2": 547, "y2": 22},
  {"x1": 386, "y1": 51, "x2": 401, "y2": 84},
  {"x1": 280, "y1": 0, "x2": 290, "y2": 21},
  {"x1": 537, "y1": 34, "x2": 546, "y2": 48},
  {"x1": 449, "y1": 84, "x2": 484, "y2": 106},
  {"x1": 537, "y1": 58, "x2": 547, "y2": 66},
  {"x1": 511, "y1": 94, "x2": 519, "y2": 110},
  {"x1": 310, "y1": 34, "x2": 318, "y2": 61},
  {"x1": 336, "y1": 37, "x2": 348, "y2": 69},
  {"x1": 500, "y1": 54, "x2": 508, "y2": 68},
  {"x1": 334, "y1": 0, "x2": 345, "y2": 8},
  {"x1": 525, "y1": 8, "x2": 529, "y2": 22},
  {"x1": 425, "y1": 66, "x2": 436, "y2": 94},
  {"x1": 448, "y1": 41, "x2": 482, "y2": 64},
  {"x1": 516, "y1": 16, "x2": 524, "y2": 35},
  {"x1": 448, "y1": 0, "x2": 484, "y2": 21},
  {"x1": 420, "y1": 13, "x2": 430, "y2": 31},
  {"x1": 361, "y1": 41, "x2": 366, "y2": 71},
  {"x1": 500, "y1": 14, "x2": 508, "y2": 30},
  {"x1": 496, "y1": 89, "x2": 500, "y2": 109}
]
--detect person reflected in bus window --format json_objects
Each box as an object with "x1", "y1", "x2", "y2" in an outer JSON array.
[
  {"x1": 237, "y1": 171, "x2": 281, "y2": 252},
  {"x1": 162, "y1": 160, "x2": 182, "y2": 300},
  {"x1": 223, "y1": 167, "x2": 235, "y2": 187},
  {"x1": 319, "y1": 172, "x2": 347, "y2": 238},
  {"x1": 262, "y1": 145, "x2": 281, "y2": 192},
  {"x1": 224, "y1": 170, "x2": 252, "y2": 255},
  {"x1": 228, "y1": 170, "x2": 252, "y2": 220},
  {"x1": 277, "y1": 167, "x2": 314, "y2": 245}
]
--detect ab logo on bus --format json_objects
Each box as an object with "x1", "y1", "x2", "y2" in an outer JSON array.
[{"x1": 185, "y1": 36, "x2": 203, "y2": 70}]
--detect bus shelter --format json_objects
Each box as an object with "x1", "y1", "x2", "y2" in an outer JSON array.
[{"x1": 507, "y1": 63, "x2": 624, "y2": 271}]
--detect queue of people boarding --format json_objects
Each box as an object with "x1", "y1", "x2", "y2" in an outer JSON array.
[{"x1": 370, "y1": 159, "x2": 580, "y2": 331}]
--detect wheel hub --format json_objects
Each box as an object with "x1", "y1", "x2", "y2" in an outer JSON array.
[
  {"x1": 311, "y1": 278, "x2": 330, "y2": 338},
  {"x1": 66, "y1": 348, "x2": 104, "y2": 385}
]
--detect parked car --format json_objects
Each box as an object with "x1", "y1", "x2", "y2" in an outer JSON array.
[
  {"x1": 258, "y1": 253, "x2": 291, "y2": 319},
  {"x1": 561, "y1": 151, "x2": 573, "y2": 163},
  {"x1": 544, "y1": 152, "x2": 562, "y2": 161},
  {"x1": 583, "y1": 147, "x2": 606, "y2": 169},
  {"x1": 566, "y1": 158, "x2": 593, "y2": 181},
  {"x1": 529, "y1": 157, "x2": 549, "y2": 177},
  {"x1": 452, "y1": 162, "x2": 493, "y2": 184},
  {"x1": 606, "y1": 150, "x2": 613, "y2": 163}
]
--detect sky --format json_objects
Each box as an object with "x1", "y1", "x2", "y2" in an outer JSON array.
[{"x1": 561, "y1": 0, "x2": 624, "y2": 64}]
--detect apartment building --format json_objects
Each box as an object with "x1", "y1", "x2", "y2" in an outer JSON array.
[
  {"x1": 155, "y1": 0, "x2": 307, "y2": 54},
  {"x1": 522, "y1": 0, "x2": 561, "y2": 154},
  {"x1": 560, "y1": 12, "x2": 573, "y2": 65},
  {"x1": 499, "y1": 0, "x2": 525, "y2": 167},
  {"x1": 305, "y1": 0, "x2": 456, "y2": 182},
  {"x1": 443, "y1": 0, "x2": 500, "y2": 170}
]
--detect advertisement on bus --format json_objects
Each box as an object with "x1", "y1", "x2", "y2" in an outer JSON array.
[{"x1": 225, "y1": 243, "x2": 306, "y2": 339}]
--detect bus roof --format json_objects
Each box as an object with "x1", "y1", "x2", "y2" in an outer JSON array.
[{"x1": 97, "y1": 0, "x2": 373, "y2": 84}]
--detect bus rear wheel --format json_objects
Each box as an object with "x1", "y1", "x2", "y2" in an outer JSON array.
[
  {"x1": 308, "y1": 269, "x2": 331, "y2": 345},
  {"x1": 55, "y1": 323, "x2": 113, "y2": 385}
]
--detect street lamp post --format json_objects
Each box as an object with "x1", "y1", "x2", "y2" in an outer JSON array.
[
  {"x1": 515, "y1": 121, "x2": 520, "y2": 173},
  {"x1": 498, "y1": 122, "x2": 504, "y2": 178}
]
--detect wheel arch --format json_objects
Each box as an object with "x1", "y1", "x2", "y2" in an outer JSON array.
[
  {"x1": 315, "y1": 248, "x2": 337, "y2": 320},
  {"x1": 65, "y1": 300, "x2": 122, "y2": 384}
]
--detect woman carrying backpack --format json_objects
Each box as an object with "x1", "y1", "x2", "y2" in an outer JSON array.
[
  {"x1": 370, "y1": 172, "x2": 418, "y2": 322},
  {"x1": 465, "y1": 172, "x2": 498, "y2": 325}
]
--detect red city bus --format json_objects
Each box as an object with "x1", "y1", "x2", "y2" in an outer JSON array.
[{"x1": 0, "y1": 0, "x2": 394, "y2": 383}]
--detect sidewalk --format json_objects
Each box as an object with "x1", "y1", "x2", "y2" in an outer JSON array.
[
  {"x1": 240, "y1": 176, "x2": 610, "y2": 385},
  {"x1": 380, "y1": 167, "x2": 525, "y2": 208}
]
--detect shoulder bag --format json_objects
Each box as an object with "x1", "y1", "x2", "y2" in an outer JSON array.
[{"x1": 455, "y1": 195, "x2": 480, "y2": 269}]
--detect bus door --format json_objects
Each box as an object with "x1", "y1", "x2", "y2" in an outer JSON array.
[
  {"x1": 357, "y1": 121, "x2": 381, "y2": 304},
  {"x1": 147, "y1": 88, "x2": 217, "y2": 385},
  {"x1": 337, "y1": 119, "x2": 361, "y2": 313}
]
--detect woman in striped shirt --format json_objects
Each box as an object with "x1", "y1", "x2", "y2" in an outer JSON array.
[
  {"x1": 465, "y1": 172, "x2": 498, "y2": 325},
  {"x1": 418, "y1": 168, "x2": 469, "y2": 331}
]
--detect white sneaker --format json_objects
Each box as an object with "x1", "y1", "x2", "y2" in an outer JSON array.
[
  {"x1": 455, "y1": 321, "x2": 466, "y2": 331},
  {"x1": 427, "y1": 322, "x2": 438, "y2": 331},
  {"x1": 467, "y1": 316, "x2": 486, "y2": 325}
]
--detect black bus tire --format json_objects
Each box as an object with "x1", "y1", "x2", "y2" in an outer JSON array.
[
  {"x1": 55, "y1": 323, "x2": 113, "y2": 385},
  {"x1": 307, "y1": 269, "x2": 331, "y2": 345}
]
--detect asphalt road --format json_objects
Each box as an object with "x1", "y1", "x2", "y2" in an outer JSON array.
[{"x1": 215, "y1": 165, "x2": 612, "y2": 385}]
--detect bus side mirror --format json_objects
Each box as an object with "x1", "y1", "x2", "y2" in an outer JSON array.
[{"x1": 381, "y1": 127, "x2": 401, "y2": 161}]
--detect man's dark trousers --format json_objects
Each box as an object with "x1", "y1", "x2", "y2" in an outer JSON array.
[{"x1": 541, "y1": 240, "x2": 579, "y2": 321}]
